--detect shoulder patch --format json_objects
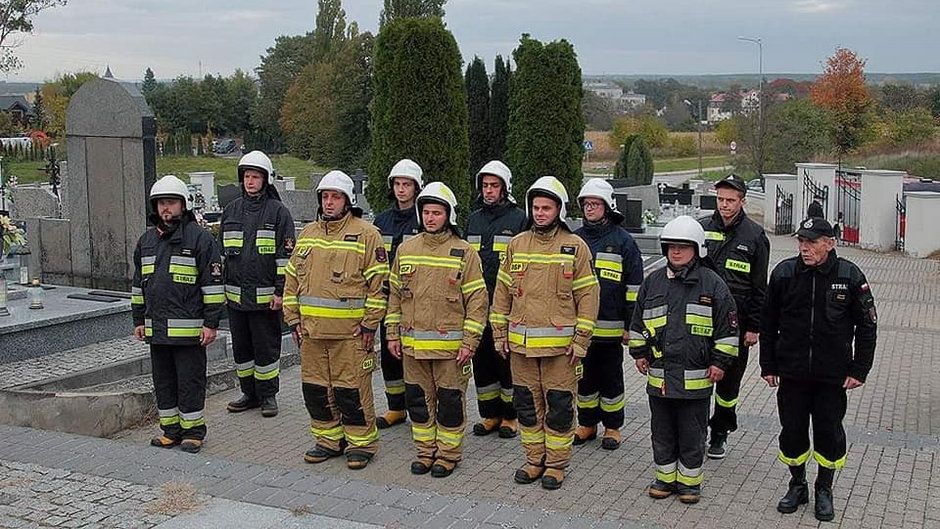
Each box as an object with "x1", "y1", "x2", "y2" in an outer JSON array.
[
  {"x1": 375, "y1": 247, "x2": 388, "y2": 263},
  {"x1": 450, "y1": 248, "x2": 466, "y2": 258},
  {"x1": 560, "y1": 245, "x2": 576, "y2": 255},
  {"x1": 344, "y1": 234, "x2": 359, "y2": 242},
  {"x1": 210, "y1": 262, "x2": 223, "y2": 277},
  {"x1": 728, "y1": 310, "x2": 738, "y2": 329},
  {"x1": 284, "y1": 238, "x2": 295, "y2": 251}
]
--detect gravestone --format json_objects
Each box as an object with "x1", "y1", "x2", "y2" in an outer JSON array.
[{"x1": 65, "y1": 78, "x2": 156, "y2": 290}]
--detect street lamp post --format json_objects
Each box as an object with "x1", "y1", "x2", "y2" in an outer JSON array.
[{"x1": 738, "y1": 36, "x2": 763, "y2": 177}]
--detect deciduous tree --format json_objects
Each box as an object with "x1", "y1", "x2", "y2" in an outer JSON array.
[
  {"x1": 379, "y1": 0, "x2": 446, "y2": 26},
  {"x1": 811, "y1": 47, "x2": 874, "y2": 159},
  {"x1": 0, "y1": 0, "x2": 67, "y2": 72}
]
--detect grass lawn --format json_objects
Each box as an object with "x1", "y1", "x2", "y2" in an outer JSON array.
[
  {"x1": 653, "y1": 155, "x2": 730, "y2": 173},
  {"x1": 848, "y1": 153, "x2": 940, "y2": 178}
]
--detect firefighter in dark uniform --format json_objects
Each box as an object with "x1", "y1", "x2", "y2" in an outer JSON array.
[
  {"x1": 760, "y1": 217, "x2": 877, "y2": 522},
  {"x1": 372, "y1": 158, "x2": 423, "y2": 429},
  {"x1": 222, "y1": 151, "x2": 295, "y2": 417},
  {"x1": 699, "y1": 174, "x2": 770, "y2": 458},
  {"x1": 628, "y1": 215, "x2": 739, "y2": 504},
  {"x1": 573, "y1": 179, "x2": 644, "y2": 450},
  {"x1": 465, "y1": 160, "x2": 527, "y2": 438},
  {"x1": 132, "y1": 175, "x2": 225, "y2": 454}
]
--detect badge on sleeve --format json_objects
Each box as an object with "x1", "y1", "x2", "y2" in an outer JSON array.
[
  {"x1": 211, "y1": 262, "x2": 223, "y2": 277},
  {"x1": 376, "y1": 247, "x2": 388, "y2": 263},
  {"x1": 728, "y1": 310, "x2": 739, "y2": 329},
  {"x1": 284, "y1": 238, "x2": 295, "y2": 251}
]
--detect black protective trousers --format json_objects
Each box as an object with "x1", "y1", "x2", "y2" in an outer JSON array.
[
  {"x1": 151, "y1": 344, "x2": 207, "y2": 441},
  {"x1": 709, "y1": 328, "x2": 750, "y2": 435},
  {"x1": 379, "y1": 325, "x2": 406, "y2": 412},
  {"x1": 471, "y1": 325, "x2": 516, "y2": 420},
  {"x1": 228, "y1": 308, "x2": 282, "y2": 399},
  {"x1": 777, "y1": 378, "x2": 848, "y2": 470},
  {"x1": 649, "y1": 396, "x2": 709, "y2": 488},
  {"x1": 577, "y1": 341, "x2": 625, "y2": 429}
]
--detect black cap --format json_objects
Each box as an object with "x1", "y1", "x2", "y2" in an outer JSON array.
[
  {"x1": 714, "y1": 174, "x2": 747, "y2": 195},
  {"x1": 795, "y1": 217, "x2": 834, "y2": 239}
]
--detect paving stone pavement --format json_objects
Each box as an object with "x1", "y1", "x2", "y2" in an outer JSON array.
[{"x1": 2, "y1": 236, "x2": 938, "y2": 528}]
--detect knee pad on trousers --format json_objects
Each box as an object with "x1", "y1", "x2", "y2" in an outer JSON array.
[
  {"x1": 436, "y1": 388, "x2": 464, "y2": 428},
  {"x1": 405, "y1": 383, "x2": 430, "y2": 424},
  {"x1": 513, "y1": 385, "x2": 537, "y2": 427},
  {"x1": 334, "y1": 387, "x2": 366, "y2": 426},
  {"x1": 302, "y1": 383, "x2": 333, "y2": 421},
  {"x1": 546, "y1": 389, "x2": 574, "y2": 432}
]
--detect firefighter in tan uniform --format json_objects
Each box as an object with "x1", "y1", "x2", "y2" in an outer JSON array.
[
  {"x1": 385, "y1": 182, "x2": 489, "y2": 478},
  {"x1": 283, "y1": 170, "x2": 389, "y2": 470},
  {"x1": 491, "y1": 176, "x2": 600, "y2": 490}
]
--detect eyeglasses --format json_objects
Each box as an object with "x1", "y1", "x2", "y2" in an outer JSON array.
[{"x1": 582, "y1": 201, "x2": 605, "y2": 210}]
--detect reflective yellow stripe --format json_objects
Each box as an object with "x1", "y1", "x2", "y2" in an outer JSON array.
[
  {"x1": 593, "y1": 327, "x2": 623, "y2": 338},
  {"x1": 399, "y1": 255, "x2": 463, "y2": 269},
  {"x1": 436, "y1": 429, "x2": 463, "y2": 447},
  {"x1": 285, "y1": 262, "x2": 297, "y2": 277},
  {"x1": 168, "y1": 264, "x2": 198, "y2": 275},
  {"x1": 648, "y1": 375, "x2": 664, "y2": 388},
  {"x1": 257, "y1": 294, "x2": 273, "y2": 304},
  {"x1": 572, "y1": 274, "x2": 598, "y2": 291},
  {"x1": 716, "y1": 343, "x2": 739, "y2": 356},
  {"x1": 814, "y1": 451, "x2": 847, "y2": 469},
  {"x1": 685, "y1": 314, "x2": 713, "y2": 327},
  {"x1": 277, "y1": 266, "x2": 286, "y2": 276},
  {"x1": 684, "y1": 378, "x2": 712, "y2": 390},
  {"x1": 203, "y1": 294, "x2": 225, "y2": 304},
  {"x1": 545, "y1": 433, "x2": 573, "y2": 450},
  {"x1": 283, "y1": 295, "x2": 299, "y2": 307},
  {"x1": 627, "y1": 339, "x2": 646, "y2": 347},
  {"x1": 296, "y1": 238, "x2": 366, "y2": 254},
  {"x1": 300, "y1": 306, "x2": 366, "y2": 319},
  {"x1": 676, "y1": 470, "x2": 704, "y2": 486},
  {"x1": 463, "y1": 319, "x2": 484, "y2": 335},
  {"x1": 576, "y1": 318, "x2": 595, "y2": 332},
  {"x1": 725, "y1": 259, "x2": 751, "y2": 273},
  {"x1": 461, "y1": 278, "x2": 486, "y2": 294},
  {"x1": 704, "y1": 231, "x2": 724, "y2": 241},
  {"x1": 600, "y1": 397, "x2": 625, "y2": 413},
  {"x1": 346, "y1": 427, "x2": 379, "y2": 446},
  {"x1": 489, "y1": 312, "x2": 509, "y2": 325},
  {"x1": 385, "y1": 313, "x2": 402, "y2": 324},
  {"x1": 131, "y1": 295, "x2": 145, "y2": 305},
  {"x1": 179, "y1": 415, "x2": 205, "y2": 429},
  {"x1": 577, "y1": 396, "x2": 600, "y2": 409},
  {"x1": 513, "y1": 253, "x2": 575, "y2": 265},
  {"x1": 715, "y1": 394, "x2": 738, "y2": 408},
  {"x1": 778, "y1": 449, "x2": 811, "y2": 466},
  {"x1": 225, "y1": 291, "x2": 242, "y2": 304},
  {"x1": 141, "y1": 264, "x2": 155, "y2": 275},
  {"x1": 386, "y1": 385, "x2": 406, "y2": 396},
  {"x1": 497, "y1": 269, "x2": 514, "y2": 286},
  {"x1": 364, "y1": 263, "x2": 390, "y2": 279},
  {"x1": 655, "y1": 470, "x2": 677, "y2": 483},
  {"x1": 599, "y1": 269, "x2": 621, "y2": 282},
  {"x1": 412, "y1": 425, "x2": 436, "y2": 442},
  {"x1": 365, "y1": 297, "x2": 388, "y2": 309},
  {"x1": 236, "y1": 368, "x2": 255, "y2": 378},
  {"x1": 167, "y1": 328, "x2": 202, "y2": 338},
  {"x1": 254, "y1": 366, "x2": 280, "y2": 381},
  {"x1": 594, "y1": 259, "x2": 623, "y2": 272},
  {"x1": 521, "y1": 430, "x2": 545, "y2": 445},
  {"x1": 401, "y1": 335, "x2": 462, "y2": 351},
  {"x1": 644, "y1": 316, "x2": 667, "y2": 330},
  {"x1": 311, "y1": 425, "x2": 345, "y2": 441}
]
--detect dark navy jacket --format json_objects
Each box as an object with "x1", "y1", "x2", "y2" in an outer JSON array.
[{"x1": 466, "y1": 201, "x2": 527, "y2": 301}]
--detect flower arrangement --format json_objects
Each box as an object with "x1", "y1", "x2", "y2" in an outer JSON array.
[{"x1": 1, "y1": 215, "x2": 27, "y2": 255}]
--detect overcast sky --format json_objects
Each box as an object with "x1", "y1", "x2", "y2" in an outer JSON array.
[{"x1": 5, "y1": 0, "x2": 939, "y2": 83}]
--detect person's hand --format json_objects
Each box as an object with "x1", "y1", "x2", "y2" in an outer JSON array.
[
  {"x1": 744, "y1": 331, "x2": 759, "y2": 347},
  {"x1": 495, "y1": 340, "x2": 509, "y2": 359},
  {"x1": 763, "y1": 375, "x2": 779, "y2": 387},
  {"x1": 843, "y1": 376, "x2": 863, "y2": 390},
  {"x1": 635, "y1": 358, "x2": 649, "y2": 375},
  {"x1": 388, "y1": 339, "x2": 402, "y2": 360},
  {"x1": 269, "y1": 295, "x2": 283, "y2": 311},
  {"x1": 291, "y1": 325, "x2": 303, "y2": 347},
  {"x1": 457, "y1": 347, "x2": 473, "y2": 366},
  {"x1": 354, "y1": 326, "x2": 375, "y2": 351},
  {"x1": 707, "y1": 365, "x2": 725, "y2": 383},
  {"x1": 133, "y1": 325, "x2": 146, "y2": 342},
  {"x1": 200, "y1": 327, "x2": 217, "y2": 347},
  {"x1": 565, "y1": 345, "x2": 582, "y2": 366}
]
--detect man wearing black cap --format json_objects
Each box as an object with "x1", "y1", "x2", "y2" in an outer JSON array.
[
  {"x1": 699, "y1": 174, "x2": 769, "y2": 459},
  {"x1": 760, "y1": 217, "x2": 877, "y2": 522}
]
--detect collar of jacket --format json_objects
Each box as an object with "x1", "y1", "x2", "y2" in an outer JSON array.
[
  {"x1": 796, "y1": 249, "x2": 838, "y2": 275},
  {"x1": 581, "y1": 218, "x2": 614, "y2": 238},
  {"x1": 480, "y1": 198, "x2": 514, "y2": 217},
  {"x1": 243, "y1": 192, "x2": 266, "y2": 212},
  {"x1": 419, "y1": 230, "x2": 453, "y2": 248},
  {"x1": 711, "y1": 208, "x2": 745, "y2": 232},
  {"x1": 320, "y1": 211, "x2": 353, "y2": 234},
  {"x1": 392, "y1": 203, "x2": 416, "y2": 220},
  {"x1": 531, "y1": 224, "x2": 561, "y2": 242},
  {"x1": 666, "y1": 258, "x2": 701, "y2": 283}
]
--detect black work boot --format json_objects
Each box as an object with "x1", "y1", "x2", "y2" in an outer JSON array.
[
  {"x1": 706, "y1": 431, "x2": 728, "y2": 459},
  {"x1": 815, "y1": 467, "x2": 836, "y2": 522},
  {"x1": 777, "y1": 465, "x2": 809, "y2": 514},
  {"x1": 260, "y1": 395, "x2": 278, "y2": 417},
  {"x1": 227, "y1": 393, "x2": 260, "y2": 413}
]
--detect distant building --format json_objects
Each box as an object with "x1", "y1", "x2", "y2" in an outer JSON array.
[
  {"x1": 583, "y1": 82, "x2": 647, "y2": 113},
  {"x1": 0, "y1": 95, "x2": 34, "y2": 128},
  {"x1": 707, "y1": 93, "x2": 733, "y2": 123}
]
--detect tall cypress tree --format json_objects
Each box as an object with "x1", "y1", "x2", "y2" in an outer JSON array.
[
  {"x1": 368, "y1": 17, "x2": 469, "y2": 212},
  {"x1": 465, "y1": 56, "x2": 490, "y2": 176},
  {"x1": 506, "y1": 35, "x2": 584, "y2": 204},
  {"x1": 487, "y1": 55, "x2": 510, "y2": 161}
]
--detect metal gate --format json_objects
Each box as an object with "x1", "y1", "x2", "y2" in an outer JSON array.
[
  {"x1": 802, "y1": 169, "x2": 829, "y2": 221},
  {"x1": 834, "y1": 169, "x2": 861, "y2": 245},
  {"x1": 774, "y1": 187, "x2": 793, "y2": 235},
  {"x1": 896, "y1": 194, "x2": 906, "y2": 251}
]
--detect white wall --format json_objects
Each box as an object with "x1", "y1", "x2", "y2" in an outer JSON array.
[
  {"x1": 859, "y1": 170, "x2": 906, "y2": 251},
  {"x1": 904, "y1": 192, "x2": 940, "y2": 258},
  {"x1": 763, "y1": 173, "x2": 797, "y2": 233},
  {"x1": 795, "y1": 163, "x2": 837, "y2": 221}
]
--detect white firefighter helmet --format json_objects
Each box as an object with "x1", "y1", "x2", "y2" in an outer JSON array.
[
  {"x1": 660, "y1": 215, "x2": 707, "y2": 258},
  {"x1": 526, "y1": 176, "x2": 569, "y2": 221},
  {"x1": 387, "y1": 158, "x2": 424, "y2": 189},
  {"x1": 475, "y1": 160, "x2": 515, "y2": 203},
  {"x1": 149, "y1": 175, "x2": 192, "y2": 211},
  {"x1": 416, "y1": 181, "x2": 458, "y2": 227},
  {"x1": 316, "y1": 170, "x2": 357, "y2": 208},
  {"x1": 238, "y1": 150, "x2": 275, "y2": 185},
  {"x1": 578, "y1": 178, "x2": 624, "y2": 224}
]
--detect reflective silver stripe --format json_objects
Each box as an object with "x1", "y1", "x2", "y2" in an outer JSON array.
[
  {"x1": 596, "y1": 320, "x2": 623, "y2": 330},
  {"x1": 131, "y1": 287, "x2": 143, "y2": 295},
  {"x1": 401, "y1": 329, "x2": 464, "y2": 341},
  {"x1": 685, "y1": 369, "x2": 709, "y2": 380},
  {"x1": 141, "y1": 256, "x2": 156, "y2": 265},
  {"x1": 202, "y1": 285, "x2": 224, "y2": 294},
  {"x1": 467, "y1": 235, "x2": 482, "y2": 243},
  {"x1": 657, "y1": 462, "x2": 677, "y2": 473},
  {"x1": 476, "y1": 382, "x2": 500, "y2": 393},
  {"x1": 235, "y1": 361, "x2": 255, "y2": 371},
  {"x1": 223, "y1": 231, "x2": 243, "y2": 239},
  {"x1": 643, "y1": 306, "x2": 668, "y2": 319},
  {"x1": 276, "y1": 258, "x2": 289, "y2": 266},
  {"x1": 170, "y1": 256, "x2": 196, "y2": 266},
  {"x1": 578, "y1": 392, "x2": 600, "y2": 403},
  {"x1": 500, "y1": 387, "x2": 513, "y2": 398},
  {"x1": 167, "y1": 319, "x2": 202, "y2": 328},
  {"x1": 509, "y1": 325, "x2": 574, "y2": 337},
  {"x1": 256, "y1": 286, "x2": 276, "y2": 295},
  {"x1": 256, "y1": 230, "x2": 276, "y2": 239},
  {"x1": 158, "y1": 407, "x2": 179, "y2": 418},
  {"x1": 601, "y1": 395, "x2": 624, "y2": 405},
  {"x1": 596, "y1": 252, "x2": 622, "y2": 262},
  {"x1": 626, "y1": 285, "x2": 640, "y2": 293},
  {"x1": 144, "y1": 318, "x2": 153, "y2": 327},
  {"x1": 402, "y1": 234, "x2": 415, "y2": 241},
  {"x1": 493, "y1": 235, "x2": 513, "y2": 244},
  {"x1": 382, "y1": 235, "x2": 393, "y2": 244},
  {"x1": 387, "y1": 378, "x2": 404, "y2": 387},
  {"x1": 649, "y1": 368, "x2": 665, "y2": 378},
  {"x1": 299, "y1": 296, "x2": 365, "y2": 309},
  {"x1": 629, "y1": 330, "x2": 646, "y2": 340},
  {"x1": 686, "y1": 304, "x2": 713, "y2": 317},
  {"x1": 225, "y1": 285, "x2": 242, "y2": 295},
  {"x1": 179, "y1": 410, "x2": 204, "y2": 421},
  {"x1": 255, "y1": 361, "x2": 280, "y2": 374},
  {"x1": 715, "y1": 336, "x2": 740, "y2": 347},
  {"x1": 678, "y1": 461, "x2": 703, "y2": 477}
]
